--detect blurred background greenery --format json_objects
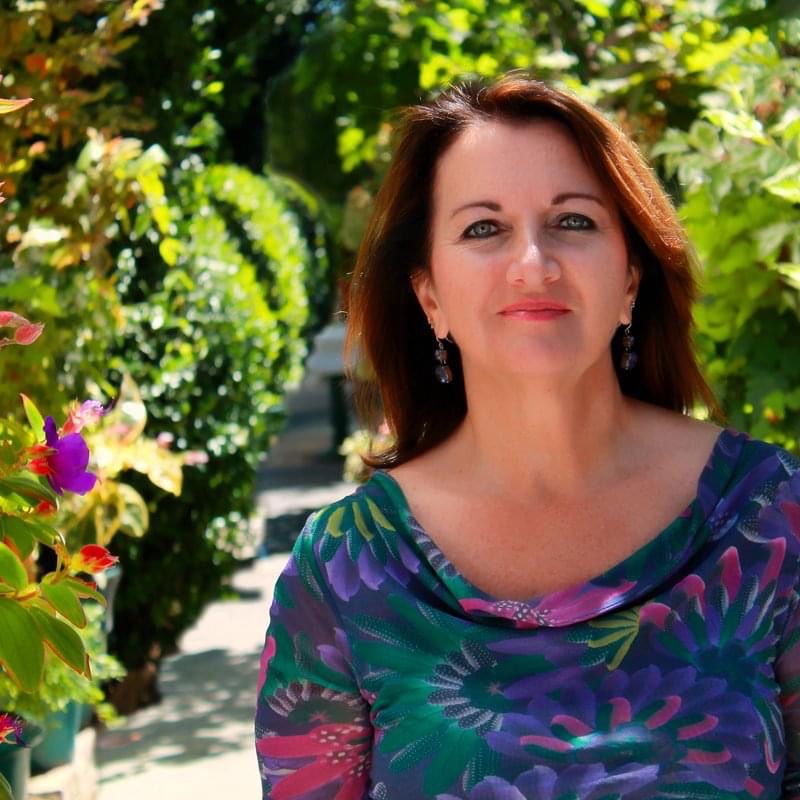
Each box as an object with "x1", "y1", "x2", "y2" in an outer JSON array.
[{"x1": 0, "y1": 0, "x2": 797, "y2": 711}]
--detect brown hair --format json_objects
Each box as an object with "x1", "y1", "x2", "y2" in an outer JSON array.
[{"x1": 345, "y1": 74, "x2": 722, "y2": 467}]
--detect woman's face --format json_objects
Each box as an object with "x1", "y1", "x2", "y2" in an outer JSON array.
[{"x1": 413, "y1": 119, "x2": 640, "y2": 383}]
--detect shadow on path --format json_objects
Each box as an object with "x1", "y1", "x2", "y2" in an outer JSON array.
[{"x1": 99, "y1": 647, "x2": 261, "y2": 780}]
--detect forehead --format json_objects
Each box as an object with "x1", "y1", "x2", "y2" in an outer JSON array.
[{"x1": 432, "y1": 119, "x2": 607, "y2": 210}]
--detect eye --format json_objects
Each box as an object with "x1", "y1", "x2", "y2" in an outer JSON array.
[
  {"x1": 557, "y1": 213, "x2": 595, "y2": 231},
  {"x1": 462, "y1": 220, "x2": 500, "y2": 239}
]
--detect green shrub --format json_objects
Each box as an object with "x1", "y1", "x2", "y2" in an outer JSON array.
[
  {"x1": 109, "y1": 164, "x2": 328, "y2": 669},
  {"x1": 653, "y1": 31, "x2": 800, "y2": 449}
]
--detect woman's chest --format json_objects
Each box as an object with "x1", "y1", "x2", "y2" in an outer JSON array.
[
  {"x1": 353, "y1": 576, "x2": 786, "y2": 799},
  {"x1": 416, "y1": 488, "x2": 685, "y2": 600}
]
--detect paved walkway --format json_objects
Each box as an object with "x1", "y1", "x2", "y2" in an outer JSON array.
[{"x1": 96, "y1": 378, "x2": 356, "y2": 799}]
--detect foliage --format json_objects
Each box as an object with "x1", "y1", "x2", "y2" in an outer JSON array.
[
  {"x1": 0, "y1": 0, "x2": 165, "y2": 413},
  {"x1": 0, "y1": 388, "x2": 111, "y2": 696},
  {"x1": 0, "y1": 604, "x2": 124, "y2": 726},
  {"x1": 107, "y1": 162, "x2": 320, "y2": 668},
  {"x1": 269, "y1": 0, "x2": 798, "y2": 192},
  {"x1": 271, "y1": 0, "x2": 800, "y2": 454},
  {"x1": 653, "y1": 34, "x2": 800, "y2": 449},
  {"x1": 116, "y1": 0, "x2": 325, "y2": 166},
  {"x1": 0, "y1": 0, "x2": 334, "y2": 688},
  {"x1": 57, "y1": 375, "x2": 197, "y2": 549}
]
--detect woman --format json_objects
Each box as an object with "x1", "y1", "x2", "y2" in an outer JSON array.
[{"x1": 255, "y1": 75, "x2": 800, "y2": 799}]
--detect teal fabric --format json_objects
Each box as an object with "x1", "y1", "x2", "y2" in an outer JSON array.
[{"x1": 255, "y1": 428, "x2": 800, "y2": 799}]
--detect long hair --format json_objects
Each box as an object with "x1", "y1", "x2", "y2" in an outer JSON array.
[{"x1": 345, "y1": 75, "x2": 722, "y2": 467}]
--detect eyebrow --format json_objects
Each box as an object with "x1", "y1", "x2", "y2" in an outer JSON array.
[{"x1": 450, "y1": 192, "x2": 606, "y2": 218}]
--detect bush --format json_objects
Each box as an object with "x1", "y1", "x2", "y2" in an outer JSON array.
[{"x1": 108, "y1": 163, "x2": 328, "y2": 670}]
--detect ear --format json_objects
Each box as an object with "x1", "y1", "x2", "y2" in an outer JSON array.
[
  {"x1": 411, "y1": 269, "x2": 448, "y2": 338},
  {"x1": 620, "y1": 263, "x2": 642, "y2": 325}
]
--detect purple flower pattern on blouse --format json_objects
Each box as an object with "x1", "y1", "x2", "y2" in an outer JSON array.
[{"x1": 256, "y1": 429, "x2": 800, "y2": 799}]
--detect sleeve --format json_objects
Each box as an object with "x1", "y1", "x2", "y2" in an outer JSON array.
[
  {"x1": 777, "y1": 585, "x2": 800, "y2": 798},
  {"x1": 254, "y1": 515, "x2": 372, "y2": 800}
]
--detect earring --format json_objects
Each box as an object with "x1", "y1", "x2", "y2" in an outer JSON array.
[
  {"x1": 426, "y1": 317, "x2": 453, "y2": 383},
  {"x1": 434, "y1": 337, "x2": 453, "y2": 384},
  {"x1": 620, "y1": 301, "x2": 638, "y2": 371}
]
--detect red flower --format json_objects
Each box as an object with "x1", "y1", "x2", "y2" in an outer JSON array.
[
  {"x1": 35, "y1": 500, "x2": 56, "y2": 515},
  {"x1": 72, "y1": 544, "x2": 118, "y2": 574},
  {"x1": 257, "y1": 722, "x2": 371, "y2": 800},
  {"x1": 0, "y1": 713, "x2": 25, "y2": 746}
]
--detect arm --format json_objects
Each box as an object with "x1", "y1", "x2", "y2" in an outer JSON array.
[
  {"x1": 255, "y1": 518, "x2": 372, "y2": 800},
  {"x1": 778, "y1": 587, "x2": 800, "y2": 798}
]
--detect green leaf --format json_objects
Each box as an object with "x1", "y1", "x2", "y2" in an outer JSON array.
[
  {"x1": 0, "y1": 475, "x2": 57, "y2": 507},
  {"x1": 701, "y1": 109, "x2": 770, "y2": 145},
  {"x1": 775, "y1": 263, "x2": 800, "y2": 291},
  {"x1": 0, "y1": 515, "x2": 58, "y2": 547},
  {"x1": 0, "y1": 770, "x2": 13, "y2": 800},
  {"x1": 20, "y1": 394, "x2": 45, "y2": 441},
  {"x1": 62, "y1": 576, "x2": 106, "y2": 606},
  {"x1": 0, "y1": 519, "x2": 35, "y2": 560},
  {"x1": 40, "y1": 577, "x2": 86, "y2": 628},
  {"x1": 158, "y1": 237, "x2": 181, "y2": 266},
  {"x1": 762, "y1": 164, "x2": 800, "y2": 204},
  {"x1": 0, "y1": 599, "x2": 44, "y2": 692},
  {"x1": 755, "y1": 223, "x2": 796, "y2": 260},
  {"x1": 575, "y1": 0, "x2": 611, "y2": 17},
  {"x1": 29, "y1": 606, "x2": 89, "y2": 676},
  {"x1": 0, "y1": 541, "x2": 28, "y2": 591}
]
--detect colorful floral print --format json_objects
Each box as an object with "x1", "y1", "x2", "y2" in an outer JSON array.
[{"x1": 256, "y1": 428, "x2": 800, "y2": 798}]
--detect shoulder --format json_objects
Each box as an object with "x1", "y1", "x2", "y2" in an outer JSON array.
[
  {"x1": 302, "y1": 474, "x2": 404, "y2": 546},
  {"x1": 727, "y1": 429, "x2": 800, "y2": 492},
  {"x1": 288, "y1": 473, "x2": 418, "y2": 603},
  {"x1": 711, "y1": 429, "x2": 800, "y2": 580},
  {"x1": 739, "y1": 432, "x2": 800, "y2": 533}
]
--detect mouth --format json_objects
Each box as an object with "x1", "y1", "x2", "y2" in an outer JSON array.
[{"x1": 499, "y1": 302, "x2": 570, "y2": 319}]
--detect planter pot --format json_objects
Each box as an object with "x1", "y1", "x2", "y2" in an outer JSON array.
[
  {"x1": 31, "y1": 702, "x2": 81, "y2": 773},
  {"x1": 0, "y1": 742, "x2": 30, "y2": 800},
  {"x1": 0, "y1": 725, "x2": 41, "y2": 800}
]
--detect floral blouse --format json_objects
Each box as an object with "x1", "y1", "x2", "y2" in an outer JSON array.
[{"x1": 255, "y1": 427, "x2": 800, "y2": 799}]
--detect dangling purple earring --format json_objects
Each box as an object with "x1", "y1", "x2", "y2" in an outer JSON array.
[
  {"x1": 434, "y1": 336, "x2": 453, "y2": 384},
  {"x1": 620, "y1": 301, "x2": 638, "y2": 371}
]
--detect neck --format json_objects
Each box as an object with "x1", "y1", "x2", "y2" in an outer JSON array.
[{"x1": 445, "y1": 357, "x2": 639, "y2": 500}]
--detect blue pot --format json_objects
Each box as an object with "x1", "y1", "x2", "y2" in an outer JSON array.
[
  {"x1": 30, "y1": 702, "x2": 81, "y2": 773},
  {"x1": 0, "y1": 742, "x2": 31, "y2": 800}
]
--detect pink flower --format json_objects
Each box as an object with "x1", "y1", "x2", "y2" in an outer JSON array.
[
  {"x1": 30, "y1": 417, "x2": 97, "y2": 495},
  {"x1": 72, "y1": 544, "x2": 118, "y2": 574},
  {"x1": 62, "y1": 399, "x2": 108, "y2": 435},
  {"x1": 156, "y1": 432, "x2": 174, "y2": 448},
  {"x1": 0, "y1": 311, "x2": 44, "y2": 349},
  {"x1": 257, "y1": 721, "x2": 371, "y2": 800}
]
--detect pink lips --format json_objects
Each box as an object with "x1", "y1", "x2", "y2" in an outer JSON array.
[{"x1": 499, "y1": 300, "x2": 570, "y2": 321}]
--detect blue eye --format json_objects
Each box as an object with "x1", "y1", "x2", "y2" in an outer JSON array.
[
  {"x1": 463, "y1": 220, "x2": 499, "y2": 239},
  {"x1": 558, "y1": 214, "x2": 595, "y2": 231}
]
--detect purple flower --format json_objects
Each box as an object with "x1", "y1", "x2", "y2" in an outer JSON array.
[{"x1": 31, "y1": 416, "x2": 98, "y2": 495}]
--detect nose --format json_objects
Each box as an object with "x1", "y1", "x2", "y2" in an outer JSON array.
[{"x1": 505, "y1": 233, "x2": 561, "y2": 287}]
